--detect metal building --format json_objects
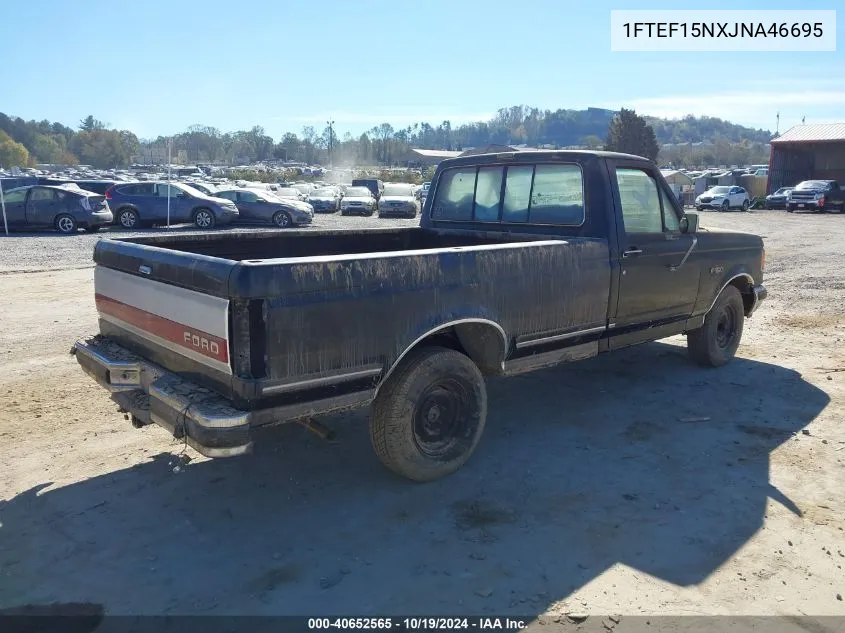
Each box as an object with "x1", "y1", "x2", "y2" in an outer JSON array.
[{"x1": 768, "y1": 123, "x2": 845, "y2": 193}]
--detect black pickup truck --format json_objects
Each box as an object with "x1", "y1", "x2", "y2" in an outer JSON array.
[
  {"x1": 72, "y1": 150, "x2": 767, "y2": 482},
  {"x1": 786, "y1": 179, "x2": 845, "y2": 213}
]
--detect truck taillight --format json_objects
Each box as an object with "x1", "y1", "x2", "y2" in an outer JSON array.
[
  {"x1": 105, "y1": 187, "x2": 113, "y2": 200},
  {"x1": 818, "y1": 196, "x2": 825, "y2": 207},
  {"x1": 761, "y1": 249, "x2": 766, "y2": 271}
]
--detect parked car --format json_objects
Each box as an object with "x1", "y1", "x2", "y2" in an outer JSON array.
[
  {"x1": 340, "y1": 186, "x2": 376, "y2": 216},
  {"x1": 377, "y1": 183, "x2": 420, "y2": 218},
  {"x1": 214, "y1": 188, "x2": 313, "y2": 228},
  {"x1": 352, "y1": 178, "x2": 384, "y2": 200},
  {"x1": 1, "y1": 183, "x2": 113, "y2": 233},
  {"x1": 307, "y1": 187, "x2": 342, "y2": 213},
  {"x1": 105, "y1": 181, "x2": 239, "y2": 229},
  {"x1": 765, "y1": 187, "x2": 793, "y2": 209},
  {"x1": 418, "y1": 181, "x2": 431, "y2": 203},
  {"x1": 186, "y1": 182, "x2": 217, "y2": 196},
  {"x1": 275, "y1": 187, "x2": 308, "y2": 202},
  {"x1": 71, "y1": 150, "x2": 766, "y2": 482},
  {"x1": 695, "y1": 186, "x2": 750, "y2": 211},
  {"x1": 291, "y1": 182, "x2": 316, "y2": 197},
  {"x1": 786, "y1": 180, "x2": 845, "y2": 213}
]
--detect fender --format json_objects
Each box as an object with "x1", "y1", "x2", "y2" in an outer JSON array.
[
  {"x1": 374, "y1": 317, "x2": 508, "y2": 398},
  {"x1": 685, "y1": 271, "x2": 754, "y2": 331}
]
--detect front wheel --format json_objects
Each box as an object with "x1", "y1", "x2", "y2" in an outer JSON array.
[
  {"x1": 193, "y1": 208, "x2": 215, "y2": 229},
  {"x1": 55, "y1": 214, "x2": 77, "y2": 234},
  {"x1": 687, "y1": 285, "x2": 745, "y2": 367},
  {"x1": 370, "y1": 346, "x2": 487, "y2": 482},
  {"x1": 721, "y1": 200, "x2": 730, "y2": 212},
  {"x1": 272, "y1": 211, "x2": 292, "y2": 228}
]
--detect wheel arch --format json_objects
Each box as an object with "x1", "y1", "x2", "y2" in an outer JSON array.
[
  {"x1": 707, "y1": 273, "x2": 755, "y2": 317},
  {"x1": 374, "y1": 318, "x2": 508, "y2": 398}
]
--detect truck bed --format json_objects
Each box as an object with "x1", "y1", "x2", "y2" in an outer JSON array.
[
  {"x1": 119, "y1": 227, "x2": 529, "y2": 261},
  {"x1": 92, "y1": 226, "x2": 611, "y2": 412}
]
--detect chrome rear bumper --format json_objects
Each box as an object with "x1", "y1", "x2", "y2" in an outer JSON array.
[{"x1": 72, "y1": 337, "x2": 251, "y2": 457}]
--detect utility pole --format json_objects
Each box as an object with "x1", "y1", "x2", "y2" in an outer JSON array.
[
  {"x1": 327, "y1": 120, "x2": 335, "y2": 168},
  {"x1": 776, "y1": 112, "x2": 780, "y2": 135}
]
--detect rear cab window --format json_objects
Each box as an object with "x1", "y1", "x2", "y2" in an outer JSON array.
[{"x1": 431, "y1": 162, "x2": 585, "y2": 226}]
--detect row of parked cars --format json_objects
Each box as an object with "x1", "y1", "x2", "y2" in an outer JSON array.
[
  {"x1": 694, "y1": 180, "x2": 844, "y2": 213},
  {"x1": 1, "y1": 178, "x2": 428, "y2": 233}
]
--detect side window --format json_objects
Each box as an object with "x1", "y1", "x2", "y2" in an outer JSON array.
[
  {"x1": 528, "y1": 164, "x2": 584, "y2": 225},
  {"x1": 30, "y1": 187, "x2": 56, "y2": 202},
  {"x1": 659, "y1": 186, "x2": 680, "y2": 232},
  {"x1": 156, "y1": 184, "x2": 182, "y2": 197},
  {"x1": 120, "y1": 183, "x2": 154, "y2": 196},
  {"x1": 216, "y1": 191, "x2": 237, "y2": 201},
  {"x1": 502, "y1": 165, "x2": 533, "y2": 223},
  {"x1": 54, "y1": 190, "x2": 67, "y2": 201},
  {"x1": 4, "y1": 189, "x2": 28, "y2": 203},
  {"x1": 238, "y1": 191, "x2": 259, "y2": 203},
  {"x1": 615, "y1": 168, "x2": 663, "y2": 234},
  {"x1": 431, "y1": 168, "x2": 476, "y2": 220},
  {"x1": 473, "y1": 166, "x2": 503, "y2": 222}
]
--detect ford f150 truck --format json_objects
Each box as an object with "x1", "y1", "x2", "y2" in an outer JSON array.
[{"x1": 72, "y1": 150, "x2": 767, "y2": 482}]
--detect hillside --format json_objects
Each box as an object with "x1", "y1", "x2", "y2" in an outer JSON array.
[{"x1": 0, "y1": 107, "x2": 774, "y2": 169}]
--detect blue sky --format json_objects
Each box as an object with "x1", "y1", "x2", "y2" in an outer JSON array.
[{"x1": 1, "y1": 0, "x2": 841, "y2": 140}]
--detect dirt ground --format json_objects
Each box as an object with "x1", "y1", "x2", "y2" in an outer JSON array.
[{"x1": 1, "y1": 210, "x2": 844, "y2": 622}]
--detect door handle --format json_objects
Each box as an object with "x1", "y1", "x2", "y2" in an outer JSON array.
[{"x1": 622, "y1": 247, "x2": 643, "y2": 258}]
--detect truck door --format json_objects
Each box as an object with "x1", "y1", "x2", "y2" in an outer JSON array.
[{"x1": 606, "y1": 160, "x2": 700, "y2": 344}]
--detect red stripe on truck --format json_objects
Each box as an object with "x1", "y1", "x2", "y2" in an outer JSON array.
[{"x1": 95, "y1": 293, "x2": 229, "y2": 364}]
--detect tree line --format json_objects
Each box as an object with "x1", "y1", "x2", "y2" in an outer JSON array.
[{"x1": 1, "y1": 106, "x2": 773, "y2": 170}]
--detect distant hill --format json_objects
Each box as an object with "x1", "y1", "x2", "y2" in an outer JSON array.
[
  {"x1": 0, "y1": 106, "x2": 773, "y2": 170},
  {"x1": 417, "y1": 106, "x2": 774, "y2": 150}
]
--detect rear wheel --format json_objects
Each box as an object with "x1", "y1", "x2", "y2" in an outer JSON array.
[
  {"x1": 193, "y1": 208, "x2": 215, "y2": 229},
  {"x1": 687, "y1": 285, "x2": 745, "y2": 367},
  {"x1": 117, "y1": 208, "x2": 139, "y2": 229},
  {"x1": 273, "y1": 211, "x2": 292, "y2": 228},
  {"x1": 370, "y1": 346, "x2": 487, "y2": 482},
  {"x1": 55, "y1": 214, "x2": 77, "y2": 234},
  {"x1": 741, "y1": 199, "x2": 749, "y2": 211}
]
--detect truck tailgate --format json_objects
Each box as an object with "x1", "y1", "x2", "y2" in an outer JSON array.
[{"x1": 95, "y1": 266, "x2": 232, "y2": 375}]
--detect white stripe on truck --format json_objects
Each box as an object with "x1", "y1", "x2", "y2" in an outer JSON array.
[{"x1": 94, "y1": 266, "x2": 231, "y2": 375}]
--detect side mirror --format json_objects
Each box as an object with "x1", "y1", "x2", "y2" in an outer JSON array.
[{"x1": 679, "y1": 211, "x2": 700, "y2": 234}]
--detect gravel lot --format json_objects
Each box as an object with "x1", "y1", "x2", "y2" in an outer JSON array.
[{"x1": 1, "y1": 209, "x2": 844, "y2": 623}]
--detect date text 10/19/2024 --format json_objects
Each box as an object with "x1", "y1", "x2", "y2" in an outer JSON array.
[{"x1": 308, "y1": 618, "x2": 528, "y2": 631}]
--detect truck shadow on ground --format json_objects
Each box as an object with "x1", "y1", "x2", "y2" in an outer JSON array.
[{"x1": 0, "y1": 340, "x2": 830, "y2": 616}]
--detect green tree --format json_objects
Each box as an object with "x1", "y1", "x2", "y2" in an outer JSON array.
[
  {"x1": 0, "y1": 130, "x2": 30, "y2": 167},
  {"x1": 79, "y1": 115, "x2": 105, "y2": 131},
  {"x1": 605, "y1": 108, "x2": 659, "y2": 161}
]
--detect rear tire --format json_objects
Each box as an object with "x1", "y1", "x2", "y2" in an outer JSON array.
[
  {"x1": 117, "y1": 208, "x2": 139, "y2": 229},
  {"x1": 55, "y1": 214, "x2": 77, "y2": 234},
  {"x1": 741, "y1": 199, "x2": 749, "y2": 211},
  {"x1": 193, "y1": 208, "x2": 215, "y2": 229},
  {"x1": 370, "y1": 346, "x2": 487, "y2": 482},
  {"x1": 687, "y1": 285, "x2": 745, "y2": 368}
]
